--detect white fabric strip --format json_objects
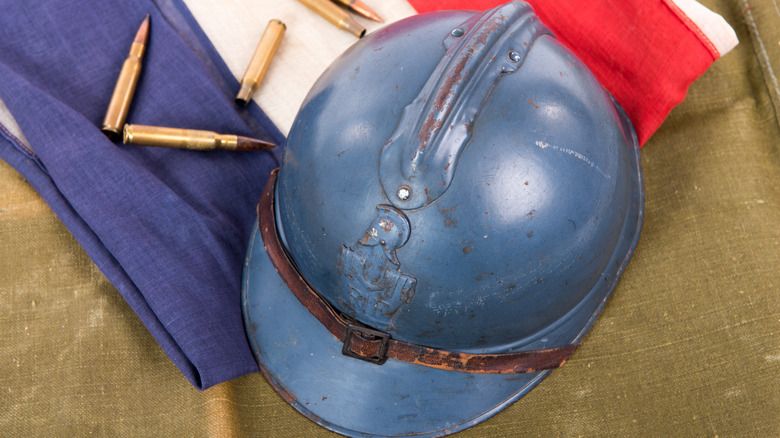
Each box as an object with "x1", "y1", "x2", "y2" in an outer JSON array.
[
  {"x1": 670, "y1": 0, "x2": 738, "y2": 58},
  {"x1": 0, "y1": 98, "x2": 28, "y2": 147},
  {"x1": 184, "y1": 0, "x2": 416, "y2": 135}
]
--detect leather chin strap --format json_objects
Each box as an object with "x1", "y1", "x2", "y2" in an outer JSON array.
[{"x1": 258, "y1": 168, "x2": 578, "y2": 373}]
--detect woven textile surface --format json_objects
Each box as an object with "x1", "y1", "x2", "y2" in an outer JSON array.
[{"x1": 1, "y1": 0, "x2": 778, "y2": 435}]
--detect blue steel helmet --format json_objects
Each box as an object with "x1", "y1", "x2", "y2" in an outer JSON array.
[{"x1": 242, "y1": 1, "x2": 643, "y2": 436}]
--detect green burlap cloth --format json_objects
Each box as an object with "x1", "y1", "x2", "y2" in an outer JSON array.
[{"x1": 2, "y1": 0, "x2": 777, "y2": 435}]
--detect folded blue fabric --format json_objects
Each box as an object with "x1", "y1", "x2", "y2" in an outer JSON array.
[{"x1": 0, "y1": 0, "x2": 284, "y2": 389}]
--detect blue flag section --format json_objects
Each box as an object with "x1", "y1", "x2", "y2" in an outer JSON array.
[{"x1": 0, "y1": 1, "x2": 284, "y2": 389}]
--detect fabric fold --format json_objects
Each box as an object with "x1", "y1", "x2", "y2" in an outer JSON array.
[{"x1": 0, "y1": 0, "x2": 283, "y2": 389}]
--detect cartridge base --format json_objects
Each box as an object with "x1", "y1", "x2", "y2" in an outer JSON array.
[
  {"x1": 101, "y1": 125, "x2": 122, "y2": 141},
  {"x1": 235, "y1": 84, "x2": 255, "y2": 107}
]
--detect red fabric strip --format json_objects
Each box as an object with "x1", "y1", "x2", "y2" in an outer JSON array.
[{"x1": 407, "y1": 0, "x2": 718, "y2": 145}]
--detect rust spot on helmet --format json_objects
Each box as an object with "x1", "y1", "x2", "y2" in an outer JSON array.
[
  {"x1": 415, "y1": 18, "x2": 504, "y2": 153},
  {"x1": 463, "y1": 245, "x2": 474, "y2": 254},
  {"x1": 439, "y1": 207, "x2": 457, "y2": 227},
  {"x1": 417, "y1": 118, "x2": 443, "y2": 151},
  {"x1": 378, "y1": 219, "x2": 394, "y2": 232}
]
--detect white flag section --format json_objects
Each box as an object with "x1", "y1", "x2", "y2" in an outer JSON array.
[{"x1": 185, "y1": 0, "x2": 417, "y2": 135}]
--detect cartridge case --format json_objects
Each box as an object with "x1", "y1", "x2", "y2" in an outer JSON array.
[
  {"x1": 236, "y1": 19, "x2": 286, "y2": 106},
  {"x1": 101, "y1": 14, "x2": 150, "y2": 140},
  {"x1": 298, "y1": 0, "x2": 365, "y2": 38},
  {"x1": 123, "y1": 124, "x2": 275, "y2": 151}
]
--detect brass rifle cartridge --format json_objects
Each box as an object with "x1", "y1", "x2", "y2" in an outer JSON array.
[
  {"x1": 123, "y1": 124, "x2": 276, "y2": 151},
  {"x1": 101, "y1": 14, "x2": 150, "y2": 140},
  {"x1": 236, "y1": 19, "x2": 286, "y2": 107},
  {"x1": 297, "y1": 0, "x2": 365, "y2": 38}
]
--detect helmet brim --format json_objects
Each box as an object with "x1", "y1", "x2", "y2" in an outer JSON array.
[{"x1": 242, "y1": 222, "x2": 553, "y2": 437}]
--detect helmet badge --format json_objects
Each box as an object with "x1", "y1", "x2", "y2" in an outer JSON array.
[{"x1": 337, "y1": 205, "x2": 415, "y2": 331}]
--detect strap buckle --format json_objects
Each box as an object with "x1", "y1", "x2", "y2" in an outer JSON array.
[{"x1": 342, "y1": 324, "x2": 391, "y2": 365}]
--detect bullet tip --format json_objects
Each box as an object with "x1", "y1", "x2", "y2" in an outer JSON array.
[
  {"x1": 351, "y1": 0, "x2": 384, "y2": 23},
  {"x1": 134, "y1": 14, "x2": 151, "y2": 44},
  {"x1": 236, "y1": 136, "x2": 276, "y2": 151}
]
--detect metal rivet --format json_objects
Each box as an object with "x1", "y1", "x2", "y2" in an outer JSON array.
[
  {"x1": 509, "y1": 50, "x2": 522, "y2": 62},
  {"x1": 451, "y1": 28, "x2": 464, "y2": 37},
  {"x1": 397, "y1": 186, "x2": 411, "y2": 200}
]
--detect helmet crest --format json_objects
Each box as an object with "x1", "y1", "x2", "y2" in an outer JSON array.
[{"x1": 380, "y1": 3, "x2": 550, "y2": 209}]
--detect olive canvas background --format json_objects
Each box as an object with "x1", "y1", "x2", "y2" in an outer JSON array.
[{"x1": 1, "y1": 0, "x2": 778, "y2": 436}]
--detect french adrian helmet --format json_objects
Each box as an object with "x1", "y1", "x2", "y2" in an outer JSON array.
[{"x1": 242, "y1": 1, "x2": 643, "y2": 436}]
